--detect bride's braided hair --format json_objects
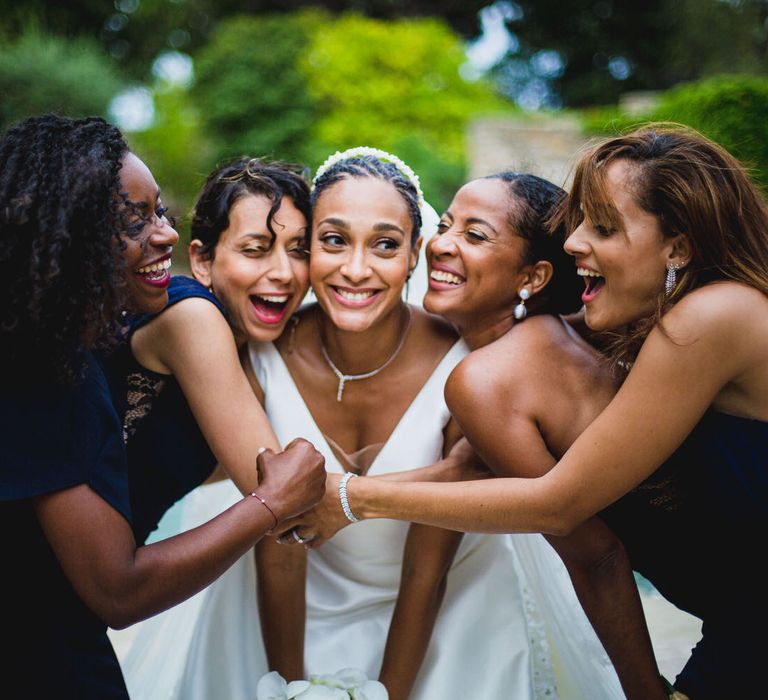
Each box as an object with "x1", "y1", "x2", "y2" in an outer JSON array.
[
  {"x1": 311, "y1": 154, "x2": 422, "y2": 245},
  {"x1": 0, "y1": 114, "x2": 130, "y2": 385}
]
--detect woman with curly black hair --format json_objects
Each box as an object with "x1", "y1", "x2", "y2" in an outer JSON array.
[{"x1": 0, "y1": 115, "x2": 325, "y2": 700}]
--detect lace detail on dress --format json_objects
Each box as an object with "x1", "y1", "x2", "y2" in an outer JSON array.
[
  {"x1": 635, "y1": 472, "x2": 684, "y2": 511},
  {"x1": 122, "y1": 371, "x2": 166, "y2": 443}
]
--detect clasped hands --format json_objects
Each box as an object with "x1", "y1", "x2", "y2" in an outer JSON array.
[
  {"x1": 270, "y1": 437, "x2": 492, "y2": 549},
  {"x1": 272, "y1": 472, "x2": 345, "y2": 549}
]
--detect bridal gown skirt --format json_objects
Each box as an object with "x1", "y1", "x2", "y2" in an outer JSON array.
[
  {"x1": 119, "y1": 336, "x2": 623, "y2": 698},
  {"x1": 119, "y1": 482, "x2": 623, "y2": 700}
]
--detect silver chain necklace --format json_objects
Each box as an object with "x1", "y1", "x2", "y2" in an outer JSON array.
[{"x1": 318, "y1": 307, "x2": 412, "y2": 402}]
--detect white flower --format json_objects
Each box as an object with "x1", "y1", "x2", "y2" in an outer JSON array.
[
  {"x1": 256, "y1": 669, "x2": 388, "y2": 700},
  {"x1": 312, "y1": 146, "x2": 424, "y2": 207}
]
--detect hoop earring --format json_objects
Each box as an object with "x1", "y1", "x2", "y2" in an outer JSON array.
[
  {"x1": 513, "y1": 288, "x2": 530, "y2": 320},
  {"x1": 665, "y1": 263, "x2": 679, "y2": 297},
  {"x1": 403, "y1": 270, "x2": 413, "y2": 303}
]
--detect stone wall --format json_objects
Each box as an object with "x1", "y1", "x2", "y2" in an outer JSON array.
[{"x1": 467, "y1": 114, "x2": 592, "y2": 189}]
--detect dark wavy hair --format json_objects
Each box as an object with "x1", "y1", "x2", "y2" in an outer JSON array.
[
  {"x1": 560, "y1": 123, "x2": 768, "y2": 367},
  {"x1": 484, "y1": 172, "x2": 582, "y2": 316},
  {"x1": 0, "y1": 114, "x2": 131, "y2": 385},
  {"x1": 191, "y1": 157, "x2": 312, "y2": 258},
  {"x1": 311, "y1": 154, "x2": 422, "y2": 245}
]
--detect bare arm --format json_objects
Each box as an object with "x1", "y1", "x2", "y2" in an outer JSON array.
[
  {"x1": 242, "y1": 340, "x2": 308, "y2": 679},
  {"x1": 347, "y1": 289, "x2": 758, "y2": 534},
  {"x1": 35, "y1": 441, "x2": 324, "y2": 630},
  {"x1": 255, "y1": 538, "x2": 307, "y2": 680},
  {"x1": 379, "y1": 525, "x2": 463, "y2": 699},
  {"x1": 274, "y1": 437, "x2": 489, "y2": 548},
  {"x1": 377, "y1": 418, "x2": 464, "y2": 699},
  {"x1": 132, "y1": 297, "x2": 281, "y2": 493},
  {"x1": 446, "y1": 351, "x2": 665, "y2": 699}
]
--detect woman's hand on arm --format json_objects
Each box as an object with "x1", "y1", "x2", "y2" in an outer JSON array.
[
  {"x1": 272, "y1": 471, "x2": 348, "y2": 548},
  {"x1": 34, "y1": 440, "x2": 325, "y2": 630}
]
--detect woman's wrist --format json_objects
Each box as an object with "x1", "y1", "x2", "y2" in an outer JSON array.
[
  {"x1": 249, "y1": 489, "x2": 280, "y2": 531},
  {"x1": 345, "y1": 474, "x2": 389, "y2": 521}
]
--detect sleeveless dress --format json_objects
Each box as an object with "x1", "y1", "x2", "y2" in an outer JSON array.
[
  {"x1": 100, "y1": 275, "x2": 227, "y2": 543},
  {"x1": 601, "y1": 410, "x2": 768, "y2": 699},
  {"x1": 119, "y1": 335, "x2": 623, "y2": 699},
  {"x1": 1, "y1": 354, "x2": 133, "y2": 699}
]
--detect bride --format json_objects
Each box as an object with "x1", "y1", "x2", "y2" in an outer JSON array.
[{"x1": 120, "y1": 149, "x2": 617, "y2": 699}]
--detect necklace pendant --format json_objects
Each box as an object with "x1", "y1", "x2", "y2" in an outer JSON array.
[{"x1": 336, "y1": 377, "x2": 346, "y2": 402}]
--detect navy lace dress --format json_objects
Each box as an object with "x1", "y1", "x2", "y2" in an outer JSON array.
[
  {"x1": 100, "y1": 276, "x2": 227, "y2": 544},
  {"x1": 1, "y1": 355, "x2": 133, "y2": 699},
  {"x1": 601, "y1": 410, "x2": 768, "y2": 698}
]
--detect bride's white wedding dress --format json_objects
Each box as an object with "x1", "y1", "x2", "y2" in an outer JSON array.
[{"x1": 119, "y1": 335, "x2": 623, "y2": 699}]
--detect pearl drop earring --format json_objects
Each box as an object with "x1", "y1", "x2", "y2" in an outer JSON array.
[{"x1": 513, "y1": 288, "x2": 530, "y2": 320}]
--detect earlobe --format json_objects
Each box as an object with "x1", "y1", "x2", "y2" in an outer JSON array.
[{"x1": 189, "y1": 239, "x2": 213, "y2": 288}]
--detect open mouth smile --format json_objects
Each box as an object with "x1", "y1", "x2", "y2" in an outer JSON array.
[
  {"x1": 250, "y1": 293, "x2": 292, "y2": 325},
  {"x1": 428, "y1": 267, "x2": 465, "y2": 290},
  {"x1": 578, "y1": 267, "x2": 605, "y2": 303},
  {"x1": 135, "y1": 257, "x2": 172, "y2": 288}
]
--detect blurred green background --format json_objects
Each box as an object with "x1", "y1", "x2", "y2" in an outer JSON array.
[{"x1": 2, "y1": 0, "x2": 768, "y2": 232}]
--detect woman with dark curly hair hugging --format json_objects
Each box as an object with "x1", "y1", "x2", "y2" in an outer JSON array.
[{"x1": 0, "y1": 114, "x2": 325, "y2": 700}]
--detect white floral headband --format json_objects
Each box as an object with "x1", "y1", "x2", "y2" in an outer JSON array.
[{"x1": 312, "y1": 146, "x2": 424, "y2": 207}]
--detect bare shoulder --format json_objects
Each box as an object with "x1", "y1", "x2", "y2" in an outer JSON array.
[
  {"x1": 141, "y1": 295, "x2": 229, "y2": 339},
  {"x1": 665, "y1": 282, "x2": 768, "y2": 338},
  {"x1": 446, "y1": 316, "x2": 564, "y2": 407},
  {"x1": 132, "y1": 295, "x2": 231, "y2": 372}
]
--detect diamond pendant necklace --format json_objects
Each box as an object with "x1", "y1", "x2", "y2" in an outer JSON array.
[{"x1": 318, "y1": 307, "x2": 412, "y2": 402}]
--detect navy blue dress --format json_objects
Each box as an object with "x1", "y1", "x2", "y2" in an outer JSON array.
[
  {"x1": 100, "y1": 276, "x2": 227, "y2": 544},
  {"x1": 601, "y1": 410, "x2": 768, "y2": 698},
  {"x1": 1, "y1": 354, "x2": 133, "y2": 699}
]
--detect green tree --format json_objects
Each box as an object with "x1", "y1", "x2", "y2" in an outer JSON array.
[
  {"x1": 300, "y1": 12, "x2": 508, "y2": 208},
  {"x1": 0, "y1": 27, "x2": 124, "y2": 131},
  {"x1": 191, "y1": 12, "x2": 321, "y2": 166},
  {"x1": 128, "y1": 85, "x2": 214, "y2": 237},
  {"x1": 582, "y1": 74, "x2": 768, "y2": 190}
]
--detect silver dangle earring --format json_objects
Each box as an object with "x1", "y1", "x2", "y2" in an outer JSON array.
[
  {"x1": 513, "y1": 288, "x2": 530, "y2": 320},
  {"x1": 665, "y1": 263, "x2": 679, "y2": 297}
]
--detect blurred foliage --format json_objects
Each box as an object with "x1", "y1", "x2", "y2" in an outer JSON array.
[
  {"x1": 581, "y1": 74, "x2": 768, "y2": 190},
  {"x1": 191, "y1": 12, "x2": 321, "y2": 167},
  {"x1": 300, "y1": 12, "x2": 508, "y2": 209},
  {"x1": 0, "y1": 26, "x2": 124, "y2": 130},
  {"x1": 127, "y1": 85, "x2": 214, "y2": 236},
  {"x1": 492, "y1": 0, "x2": 768, "y2": 108},
  {"x1": 187, "y1": 10, "x2": 509, "y2": 212},
  {"x1": 0, "y1": 1, "x2": 488, "y2": 81}
]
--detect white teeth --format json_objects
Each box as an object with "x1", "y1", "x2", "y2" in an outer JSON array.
[
  {"x1": 337, "y1": 288, "x2": 375, "y2": 302},
  {"x1": 577, "y1": 268, "x2": 602, "y2": 278},
  {"x1": 258, "y1": 294, "x2": 289, "y2": 304},
  {"x1": 137, "y1": 259, "x2": 172, "y2": 274},
  {"x1": 430, "y1": 270, "x2": 463, "y2": 285}
]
